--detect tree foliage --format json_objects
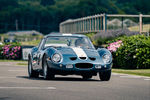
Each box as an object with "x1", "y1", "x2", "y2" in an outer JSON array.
[
  {"x1": 40, "y1": 0, "x2": 55, "y2": 6},
  {"x1": 0, "y1": 0, "x2": 149, "y2": 34}
]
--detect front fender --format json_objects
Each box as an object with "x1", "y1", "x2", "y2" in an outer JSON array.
[
  {"x1": 28, "y1": 46, "x2": 38, "y2": 60},
  {"x1": 97, "y1": 48, "x2": 113, "y2": 64},
  {"x1": 42, "y1": 47, "x2": 63, "y2": 64},
  {"x1": 44, "y1": 47, "x2": 59, "y2": 58}
]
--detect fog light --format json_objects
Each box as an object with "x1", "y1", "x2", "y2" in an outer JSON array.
[
  {"x1": 104, "y1": 65, "x2": 107, "y2": 68},
  {"x1": 60, "y1": 64, "x2": 62, "y2": 67},
  {"x1": 66, "y1": 64, "x2": 73, "y2": 68},
  {"x1": 95, "y1": 65, "x2": 101, "y2": 69}
]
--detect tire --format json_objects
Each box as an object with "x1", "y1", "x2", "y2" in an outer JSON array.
[
  {"x1": 43, "y1": 56, "x2": 54, "y2": 80},
  {"x1": 82, "y1": 74, "x2": 92, "y2": 80},
  {"x1": 28, "y1": 57, "x2": 39, "y2": 78},
  {"x1": 99, "y1": 70, "x2": 111, "y2": 81}
]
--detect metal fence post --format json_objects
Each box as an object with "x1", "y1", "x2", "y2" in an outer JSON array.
[
  {"x1": 103, "y1": 13, "x2": 107, "y2": 31},
  {"x1": 139, "y1": 14, "x2": 143, "y2": 34},
  {"x1": 95, "y1": 16, "x2": 97, "y2": 31},
  {"x1": 103, "y1": 13, "x2": 106, "y2": 31},
  {"x1": 121, "y1": 17, "x2": 124, "y2": 29}
]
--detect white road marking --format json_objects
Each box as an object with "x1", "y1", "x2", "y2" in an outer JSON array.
[
  {"x1": 8, "y1": 70, "x2": 26, "y2": 72},
  {"x1": 0, "y1": 77, "x2": 16, "y2": 79},
  {"x1": 120, "y1": 75, "x2": 142, "y2": 78},
  {"x1": 112, "y1": 73, "x2": 121, "y2": 76},
  {"x1": 0, "y1": 64, "x2": 24, "y2": 66},
  {"x1": 113, "y1": 73, "x2": 150, "y2": 79},
  {"x1": 144, "y1": 79, "x2": 150, "y2": 81},
  {"x1": 0, "y1": 87, "x2": 56, "y2": 90}
]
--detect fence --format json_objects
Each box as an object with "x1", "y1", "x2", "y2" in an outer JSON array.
[{"x1": 59, "y1": 14, "x2": 150, "y2": 34}]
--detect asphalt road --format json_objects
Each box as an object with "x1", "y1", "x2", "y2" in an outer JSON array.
[{"x1": 0, "y1": 62, "x2": 150, "y2": 100}]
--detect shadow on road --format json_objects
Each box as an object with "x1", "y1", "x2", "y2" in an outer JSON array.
[
  {"x1": 0, "y1": 97, "x2": 10, "y2": 100},
  {"x1": 17, "y1": 76, "x2": 100, "y2": 82}
]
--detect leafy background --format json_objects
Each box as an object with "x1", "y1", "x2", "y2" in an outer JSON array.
[{"x1": 0, "y1": 0, "x2": 150, "y2": 34}]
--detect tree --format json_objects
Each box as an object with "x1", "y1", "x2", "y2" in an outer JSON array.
[
  {"x1": 40, "y1": 0, "x2": 55, "y2": 6},
  {"x1": 0, "y1": 0, "x2": 18, "y2": 10}
]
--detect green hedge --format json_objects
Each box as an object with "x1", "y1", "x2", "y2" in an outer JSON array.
[
  {"x1": 107, "y1": 35, "x2": 150, "y2": 69},
  {"x1": 0, "y1": 45, "x2": 3, "y2": 59}
]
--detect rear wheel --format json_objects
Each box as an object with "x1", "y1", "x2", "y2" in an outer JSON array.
[
  {"x1": 43, "y1": 56, "x2": 54, "y2": 80},
  {"x1": 28, "y1": 57, "x2": 39, "y2": 78},
  {"x1": 99, "y1": 70, "x2": 111, "y2": 81}
]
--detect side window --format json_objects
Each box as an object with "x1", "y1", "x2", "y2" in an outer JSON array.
[{"x1": 38, "y1": 39, "x2": 45, "y2": 51}]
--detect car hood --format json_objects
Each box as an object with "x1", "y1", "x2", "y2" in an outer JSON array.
[{"x1": 56, "y1": 47, "x2": 100, "y2": 58}]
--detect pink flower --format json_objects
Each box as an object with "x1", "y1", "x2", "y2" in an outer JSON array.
[
  {"x1": 107, "y1": 40, "x2": 123, "y2": 52},
  {"x1": 18, "y1": 46, "x2": 21, "y2": 50}
]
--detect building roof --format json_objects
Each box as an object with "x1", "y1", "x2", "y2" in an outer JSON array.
[{"x1": 6, "y1": 30, "x2": 43, "y2": 36}]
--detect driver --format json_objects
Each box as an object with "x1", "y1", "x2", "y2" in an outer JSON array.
[{"x1": 75, "y1": 38, "x2": 85, "y2": 47}]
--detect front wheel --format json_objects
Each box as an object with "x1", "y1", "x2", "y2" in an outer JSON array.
[
  {"x1": 28, "y1": 57, "x2": 39, "y2": 78},
  {"x1": 43, "y1": 56, "x2": 54, "y2": 80},
  {"x1": 99, "y1": 70, "x2": 111, "y2": 81}
]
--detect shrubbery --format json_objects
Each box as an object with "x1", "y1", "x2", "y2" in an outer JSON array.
[
  {"x1": 0, "y1": 42, "x2": 22, "y2": 60},
  {"x1": 107, "y1": 35, "x2": 150, "y2": 69},
  {"x1": 0, "y1": 45, "x2": 3, "y2": 59},
  {"x1": 88, "y1": 29, "x2": 139, "y2": 46}
]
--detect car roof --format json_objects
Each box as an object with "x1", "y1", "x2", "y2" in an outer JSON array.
[{"x1": 44, "y1": 33, "x2": 87, "y2": 38}]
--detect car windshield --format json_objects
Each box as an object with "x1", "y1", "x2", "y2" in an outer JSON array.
[{"x1": 44, "y1": 36, "x2": 95, "y2": 49}]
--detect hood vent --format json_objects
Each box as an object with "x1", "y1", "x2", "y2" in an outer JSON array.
[
  {"x1": 70, "y1": 57, "x2": 77, "y2": 60},
  {"x1": 89, "y1": 57, "x2": 96, "y2": 61},
  {"x1": 79, "y1": 57, "x2": 87, "y2": 60}
]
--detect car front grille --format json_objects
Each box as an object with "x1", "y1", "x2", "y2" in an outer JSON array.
[{"x1": 75, "y1": 63, "x2": 93, "y2": 69}]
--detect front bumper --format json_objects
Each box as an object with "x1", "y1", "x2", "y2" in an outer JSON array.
[{"x1": 47, "y1": 61, "x2": 112, "y2": 75}]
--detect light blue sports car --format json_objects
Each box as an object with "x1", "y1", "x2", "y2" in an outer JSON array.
[{"x1": 28, "y1": 33, "x2": 112, "y2": 81}]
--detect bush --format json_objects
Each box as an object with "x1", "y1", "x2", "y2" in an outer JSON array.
[
  {"x1": 107, "y1": 35, "x2": 150, "y2": 69},
  {"x1": 0, "y1": 45, "x2": 3, "y2": 59},
  {"x1": 0, "y1": 42, "x2": 22, "y2": 60},
  {"x1": 93, "y1": 29, "x2": 139, "y2": 46}
]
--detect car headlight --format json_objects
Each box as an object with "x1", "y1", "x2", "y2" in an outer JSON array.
[
  {"x1": 102, "y1": 54, "x2": 111, "y2": 64},
  {"x1": 52, "y1": 53, "x2": 61, "y2": 63}
]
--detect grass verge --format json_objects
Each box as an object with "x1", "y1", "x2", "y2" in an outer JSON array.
[
  {"x1": 17, "y1": 62, "x2": 28, "y2": 66},
  {"x1": 112, "y1": 68, "x2": 150, "y2": 77},
  {"x1": 128, "y1": 24, "x2": 150, "y2": 32},
  {"x1": 21, "y1": 40, "x2": 40, "y2": 46},
  {"x1": 0, "y1": 60, "x2": 27, "y2": 62}
]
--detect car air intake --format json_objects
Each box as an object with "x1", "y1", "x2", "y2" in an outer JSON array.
[
  {"x1": 75, "y1": 63, "x2": 93, "y2": 69},
  {"x1": 79, "y1": 57, "x2": 87, "y2": 60},
  {"x1": 89, "y1": 57, "x2": 96, "y2": 61},
  {"x1": 70, "y1": 57, "x2": 77, "y2": 60}
]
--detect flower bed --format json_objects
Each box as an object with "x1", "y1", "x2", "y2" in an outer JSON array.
[{"x1": 0, "y1": 42, "x2": 22, "y2": 60}]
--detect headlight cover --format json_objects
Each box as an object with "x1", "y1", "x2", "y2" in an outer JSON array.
[
  {"x1": 102, "y1": 54, "x2": 111, "y2": 64},
  {"x1": 52, "y1": 53, "x2": 61, "y2": 63}
]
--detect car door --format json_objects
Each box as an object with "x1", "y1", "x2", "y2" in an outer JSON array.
[
  {"x1": 32, "y1": 38, "x2": 45, "y2": 70},
  {"x1": 36, "y1": 38, "x2": 45, "y2": 69}
]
